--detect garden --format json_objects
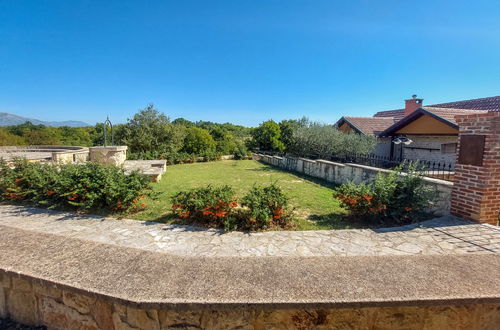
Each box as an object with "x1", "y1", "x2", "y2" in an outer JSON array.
[{"x1": 0, "y1": 157, "x2": 437, "y2": 231}]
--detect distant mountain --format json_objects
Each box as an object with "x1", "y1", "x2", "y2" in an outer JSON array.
[{"x1": 0, "y1": 112, "x2": 90, "y2": 127}]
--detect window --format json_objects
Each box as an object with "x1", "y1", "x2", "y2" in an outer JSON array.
[{"x1": 441, "y1": 143, "x2": 457, "y2": 154}]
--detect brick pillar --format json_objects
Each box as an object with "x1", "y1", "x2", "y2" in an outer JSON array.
[{"x1": 451, "y1": 112, "x2": 500, "y2": 225}]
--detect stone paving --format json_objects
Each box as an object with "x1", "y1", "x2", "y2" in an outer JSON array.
[{"x1": 0, "y1": 205, "x2": 499, "y2": 257}]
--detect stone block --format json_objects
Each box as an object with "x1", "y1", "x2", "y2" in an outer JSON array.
[
  {"x1": 90, "y1": 300, "x2": 114, "y2": 330},
  {"x1": 126, "y1": 306, "x2": 160, "y2": 330},
  {"x1": 158, "y1": 309, "x2": 203, "y2": 329},
  {"x1": 0, "y1": 273, "x2": 11, "y2": 288},
  {"x1": 33, "y1": 282, "x2": 62, "y2": 300},
  {"x1": 7, "y1": 290, "x2": 39, "y2": 326},
  {"x1": 62, "y1": 290, "x2": 95, "y2": 314},
  {"x1": 39, "y1": 296, "x2": 98, "y2": 330},
  {"x1": 11, "y1": 277, "x2": 32, "y2": 292},
  {"x1": 0, "y1": 287, "x2": 6, "y2": 318}
]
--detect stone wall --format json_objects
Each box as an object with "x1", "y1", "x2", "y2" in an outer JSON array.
[
  {"x1": 254, "y1": 154, "x2": 453, "y2": 215},
  {"x1": 89, "y1": 146, "x2": 128, "y2": 166},
  {"x1": 1, "y1": 273, "x2": 499, "y2": 330},
  {"x1": 402, "y1": 135, "x2": 458, "y2": 165}
]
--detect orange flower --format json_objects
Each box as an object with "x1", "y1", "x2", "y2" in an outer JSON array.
[
  {"x1": 140, "y1": 203, "x2": 147, "y2": 208},
  {"x1": 46, "y1": 190, "x2": 56, "y2": 196},
  {"x1": 404, "y1": 207, "x2": 412, "y2": 212},
  {"x1": 179, "y1": 211, "x2": 190, "y2": 218},
  {"x1": 202, "y1": 210, "x2": 213, "y2": 215},
  {"x1": 229, "y1": 201, "x2": 238, "y2": 208},
  {"x1": 14, "y1": 178, "x2": 22, "y2": 183},
  {"x1": 363, "y1": 195, "x2": 373, "y2": 202},
  {"x1": 215, "y1": 211, "x2": 228, "y2": 217}
]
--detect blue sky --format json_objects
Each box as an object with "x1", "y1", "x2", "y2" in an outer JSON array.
[{"x1": 1, "y1": 0, "x2": 499, "y2": 126}]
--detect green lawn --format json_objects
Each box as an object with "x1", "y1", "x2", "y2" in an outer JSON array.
[{"x1": 129, "y1": 160, "x2": 353, "y2": 230}]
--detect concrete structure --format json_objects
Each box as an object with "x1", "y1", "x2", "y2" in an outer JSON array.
[
  {"x1": 451, "y1": 112, "x2": 500, "y2": 225},
  {"x1": 254, "y1": 154, "x2": 453, "y2": 216},
  {"x1": 1, "y1": 206, "x2": 499, "y2": 329},
  {"x1": 0, "y1": 145, "x2": 89, "y2": 163},
  {"x1": 123, "y1": 160, "x2": 167, "y2": 182},
  {"x1": 88, "y1": 145, "x2": 128, "y2": 166}
]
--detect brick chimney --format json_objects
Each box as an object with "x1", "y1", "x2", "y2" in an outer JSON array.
[{"x1": 404, "y1": 94, "x2": 423, "y2": 116}]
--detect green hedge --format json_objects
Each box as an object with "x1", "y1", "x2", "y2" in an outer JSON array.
[{"x1": 0, "y1": 159, "x2": 152, "y2": 212}]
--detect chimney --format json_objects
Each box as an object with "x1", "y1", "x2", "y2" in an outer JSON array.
[{"x1": 404, "y1": 94, "x2": 423, "y2": 116}]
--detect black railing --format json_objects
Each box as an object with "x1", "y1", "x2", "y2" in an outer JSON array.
[{"x1": 255, "y1": 150, "x2": 455, "y2": 182}]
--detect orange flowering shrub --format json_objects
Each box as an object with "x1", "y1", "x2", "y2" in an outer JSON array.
[
  {"x1": 334, "y1": 164, "x2": 437, "y2": 225},
  {"x1": 171, "y1": 183, "x2": 294, "y2": 231},
  {"x1": 171, "y1": 185, "x2": 238, "y2": 230},
  {"x1": 0, "y1": 159, "x2": 152, "y2": 212}
]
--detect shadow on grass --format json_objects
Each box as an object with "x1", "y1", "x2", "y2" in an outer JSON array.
[
  {"x1": 306, "y1": 213, "x2": 367, "y2": 230},
  {"x1": 247, "y1": 164, "x2": 339, "y2": 190}
]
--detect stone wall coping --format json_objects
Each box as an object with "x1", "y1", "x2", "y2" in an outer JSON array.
[
  {"x1": 1, "y1": 225, "x2": 499, "y2": 311},
  {"x1": 298, "y1": 157, "x2": 316, "y2": 163},
  {"x1": 315, "y1": 159, "x2": 346, "y2": 167},
  {"x1": 89, "y1": 146, "x2": 128, "y2": 151}
]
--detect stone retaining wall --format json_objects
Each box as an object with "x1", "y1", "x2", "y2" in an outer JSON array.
[
  {"x1": 253, "y1": 154, "x2": 453, "y2": 215},
  {"x1": 1, "y1": 273, "x2": 498, "y2": 330}
]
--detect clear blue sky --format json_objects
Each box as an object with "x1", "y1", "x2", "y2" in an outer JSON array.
[{"x1": 1, "y1": 0, "x2": 499, "y2": 126}]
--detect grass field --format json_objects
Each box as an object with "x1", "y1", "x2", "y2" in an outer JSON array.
[{"x1": 129, "y1": 160, "x2": 353, "y2": 230}]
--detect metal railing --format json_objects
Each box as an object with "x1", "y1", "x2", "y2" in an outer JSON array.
[{"x1": 255, "y1": 150, "x2": 455, "y2": 182}]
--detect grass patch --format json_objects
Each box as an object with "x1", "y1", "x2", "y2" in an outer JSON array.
[{"x1": 127, "y1": 160, "x2": 354, "y2": 230}]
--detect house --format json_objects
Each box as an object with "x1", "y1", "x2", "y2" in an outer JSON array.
[{"x1": 335, "y1": 95, "x2": 500, "y2": 164}]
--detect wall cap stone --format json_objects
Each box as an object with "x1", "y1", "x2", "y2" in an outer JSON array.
[{"x1": 1, "y1": 225, "x2": 499, "y2": 311}]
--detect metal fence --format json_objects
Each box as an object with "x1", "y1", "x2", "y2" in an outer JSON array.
[{"x1": 255, "y1": 151, "x2": 455, "y2": 182}]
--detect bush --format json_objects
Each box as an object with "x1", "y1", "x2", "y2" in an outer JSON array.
[
  {"x1": 233, "y1": 142, "x2": 250, "y2": 160},
  {"x1": 171, "y1": 185, "x2": 238, "y2": 230},
  {"x1": 239, "y1": 183, "x2": 293, "y2": 230},
  {"x1": 171, "y1": 183, "x2": 294, "y2": 231},
  {"x1": 333, "y1": 164, "x2": 437, "y2": 225},
  {"x1": 0, "y1": 159, "x2": 152, "y2": 212}
]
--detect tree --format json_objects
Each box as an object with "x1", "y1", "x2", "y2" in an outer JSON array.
[
  {"x1": 182, "y1": 127, "x2": 216, "y2": 154},
  {"x1": 290, "y1": 121, "x2": 376, "y2": 157},
  {"x1": 251, "y1": 120, "x2": 285, "y2": 152},
  {"x1": 279, "y1": 118, "x2": 307, "y2": 151},
  {"x1": 0, "y1": 129, "x2": 26, "y2": 146},
  {"x1": 119, "y1": 104, "x2": 186, "y2": 156}
]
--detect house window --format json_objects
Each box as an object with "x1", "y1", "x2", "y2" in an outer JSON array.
[{"x1": 441, "y1": 143, "x2": 457, "y2": 154}]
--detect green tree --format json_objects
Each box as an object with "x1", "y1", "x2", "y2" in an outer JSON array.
[
  {"x1": 182, "y1": 127, "x2": 216, "y2": 154},
  {"x1": 279, "y1": 118, "x2": 307, "y2": 151},
  {"x1": 119, "y1": 104, "x2": 186, "y2": 156},
  {"x1": 0, "y1": 129, "x2": 26, "y2": 146},
  {"x1": 290, "y1": 121, "x2": 376, "y2": 157},
  {"x1": 251, "y1": 120, "x2": 285, "y2": 152}
]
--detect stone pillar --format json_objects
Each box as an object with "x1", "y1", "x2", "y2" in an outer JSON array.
[
  {"x1": 451, "y1": 112, "x2": 500, "y2": 225},
  {"x1": 89, "y1": 146, "x2": 128, "y2": 166}
]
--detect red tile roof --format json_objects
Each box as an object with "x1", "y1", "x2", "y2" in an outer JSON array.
[
  {"x1": 428, "y1": 95, "x2": 500, "y2": 112},
  {"x1": 374, "y1": 95, "x2": 500, "y2": 119},
  {"x1": 373, "y1": 109, "x2": 405, "y2": 120},
  {"x1": 423, "y1": 107, "x2": 489, "y2": 125},
  {"x1": 338, "y1": 116, "x2": 396, "y2": 136}
]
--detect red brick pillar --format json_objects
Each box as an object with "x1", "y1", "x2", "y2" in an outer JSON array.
[{"x1": 451, "y1": 112, "x2": 500, "y2": 225}]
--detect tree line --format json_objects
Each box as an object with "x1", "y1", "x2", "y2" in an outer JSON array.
[{"x1": 1, "y1": 105, "x2": 375, "y2": 160}]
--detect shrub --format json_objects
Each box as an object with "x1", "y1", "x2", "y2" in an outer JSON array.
[
  {"x1": 171, "y1": 183, "x2": 294, "y2": 231},
  {"x1": 240, "y1": 183, "x2": 294, "y2": 230},
  {"x1": 171, "y1": 185, "x2": 238, "y2": 230},
  {"x1": 333, "y1": 164, "x2": 437, "y2": 225},
  {"x1": 0, "y1": 159, "x2": 152, "y2": 212},
  {"x1": 233, "y1": 142, "x2": 250, "y2": 160}
]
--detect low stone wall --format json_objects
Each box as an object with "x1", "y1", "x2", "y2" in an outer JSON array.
[
  {"x1": 254, "y1": 154, "x2": 453, "y2": 215},
  {"x1": 1, "y1": 273, "x2": 498, "y2": 330}
]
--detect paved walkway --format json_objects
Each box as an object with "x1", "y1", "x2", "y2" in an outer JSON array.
[{"x1": 0, "y1": 205, "x2": 499, "y2": 257}]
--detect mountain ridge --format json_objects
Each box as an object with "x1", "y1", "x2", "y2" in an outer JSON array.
[{"x1": 0, "y1": 112, "x2": 90, "y2": 127}]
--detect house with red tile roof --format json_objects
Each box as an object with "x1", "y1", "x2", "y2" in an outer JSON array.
[{"x1": 335, "y1": 95, "x2": 500, "y2": 164}]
